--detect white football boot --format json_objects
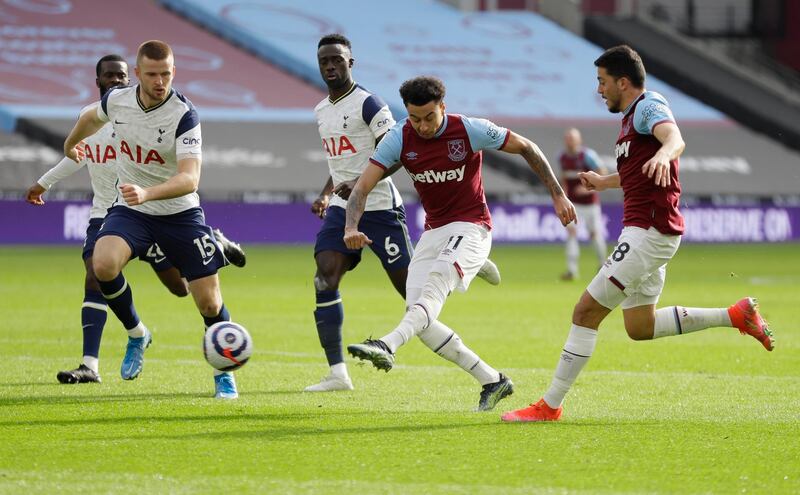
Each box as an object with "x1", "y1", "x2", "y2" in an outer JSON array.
[
  {"x1": 304, "y1": 374, "x2": 354, "y2": 392},
  {"x1": 476, "y1": 258, "x2": 501, "y2": 286}
]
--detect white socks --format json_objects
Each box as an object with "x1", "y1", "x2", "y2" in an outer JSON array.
[
  {"x1": 127, "y1": 322, "x2": 147, "y2": 338},
  {"x1": 566, "y1": 236, "x2": 579, "y2": 276},
  {"x1": 330, "y1": 362, "x2": 349, "y2": 379},
  {"x1": 419, "y1": 320, "x2": 500, "y2": 386},
  {"x1": 381, "y1": 305, "x2": 428, "y2": 353},
  {"x1": 382, "y1": 269, "x2": 452, "y2": 353},
  {"x1": 653, "y1": 306, "x2": 731, "y2": 339},
  {"x1": 543, "y1": 324, "x2": 598, "y2": 408},
  {"x1": 82, "y1": 355, "x2": 99, "y2": 373}
]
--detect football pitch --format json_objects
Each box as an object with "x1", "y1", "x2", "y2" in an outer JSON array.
[{"x1": 1, "y1": 244, "x2": 797, "y2": 494}]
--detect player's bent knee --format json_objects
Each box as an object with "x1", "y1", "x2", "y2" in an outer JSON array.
[
  {"x1": 168, "y1": 282, "x2": 190, "y2": 298},
  {"x1": 196, "y1": 299, "x2": 222, "y2": 318},
  {"x1": 92, "y1": 256, "x2": 119, "y2": 282},
  {"x1": 572, "y1": 292, "x2": 610, "y2": 329},
  {"x1": 624, "y1": 325, "x2": 652, "y2": 341},
  {"x1": 313, "y1": 273, "x2": 339, "y2": 292}
]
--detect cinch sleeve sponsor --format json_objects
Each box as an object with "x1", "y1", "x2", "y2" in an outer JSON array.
[
  {"x1": 369, "y1": 120, "x2": 404, "y2": 168},
  {"x1": 176, "y1": 123, "x2": 202, "y2": 156},
  {"x1": 633, "y1": 92, "x2": 675, "y2": 135},
  {"x1": 462, "y1": 116, "x2": 509, "y2": 151},
  {"x1": 362, "y1": 95, "x2": 394, "y2": 139},
  {"x1": 583, "y1": 148, "x2": 602, "y2": 171}
]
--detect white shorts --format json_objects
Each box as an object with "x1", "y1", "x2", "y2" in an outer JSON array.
[
  {"x1": 406, "y1": 221, "x2": 491, "y2": 295},
  {"x1": 572, "y1": 203, "x2": 603, "y2": 238},
  {"x1": 587, "y1": 226, "x2": 681, "y2": 310}
]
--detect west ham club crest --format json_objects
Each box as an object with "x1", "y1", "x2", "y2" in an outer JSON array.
[{"x1": 447, "y1": 139, "x2": 466, "y2": 162}]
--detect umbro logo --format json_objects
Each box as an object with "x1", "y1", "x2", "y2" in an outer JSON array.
[
  {"x1": 405, "y1": 151, "x2": 418, "y2": 160},
  {"x1": 114, "y1": 119, "x2": 127, "y2": 125}
]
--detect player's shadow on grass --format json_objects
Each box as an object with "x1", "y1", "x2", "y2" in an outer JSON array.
[
  {"x1": 0, "y1": 382, "x2": 67, "y2": 388},
  {"x1": 0, "y1": 388, "x2": 303, "y2": 408},
  {"x1": 75, "y1": 421, "x2": 500, "y2": 443},
  {"x1": 0, "y1": 411, "x2": 373, "y2": 429}
]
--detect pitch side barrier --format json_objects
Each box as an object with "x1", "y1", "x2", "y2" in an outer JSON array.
[{"x1": 3, "y1": 200, "x2": 798, "y2": 245}]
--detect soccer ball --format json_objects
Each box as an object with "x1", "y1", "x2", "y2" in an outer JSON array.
[{"x1": 203, "y1": 321, "x2": 253, "y2": 371}]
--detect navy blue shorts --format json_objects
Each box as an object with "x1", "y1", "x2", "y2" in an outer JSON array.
[
  {"x1": 83, "y1": 217, "x2": 174, "y2": 272},
  {"x1": 314, "y1": 205, "x2": 413, "y2": 271},
  {"x1": 96, "y1": 206, "x2": 226, "y2": 281}
]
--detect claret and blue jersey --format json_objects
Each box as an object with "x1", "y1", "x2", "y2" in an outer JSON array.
[
  {"x1": 369, "y1": 114, "x2": 509, "y2": 230},
  {"x1": 616, "y1": 91, "x2": 684, "y2": 235}
]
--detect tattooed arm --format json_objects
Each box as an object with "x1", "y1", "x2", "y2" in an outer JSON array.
[
  {"x1": 501, "y1": 131, "x2": 576, "y2": 226},
  {"x1": 343, "y1": 163, "x2": 384, "y2": 249}
]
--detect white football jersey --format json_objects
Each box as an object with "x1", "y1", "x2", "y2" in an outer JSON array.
[
  {"x1": 315, "y1": 83, "x2": 401, "y2": 211},
  {"x1": 98, "y1": 85, "x2": 202, "y2": 215},
  {"x1": 38, "y1": 103, "x2": 119, "y2": 219}
]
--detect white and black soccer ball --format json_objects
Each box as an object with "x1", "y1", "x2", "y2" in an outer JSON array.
[{"x1": 203, "y1": 321, "x2": 253, "y2": 371}]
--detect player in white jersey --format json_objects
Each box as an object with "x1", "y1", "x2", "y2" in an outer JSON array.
[
  {"x1": 26, "y1": 55, "x2": 246, "y2": 385},
  {"x1": 62, "y1": 41, "x2": 240, "y2": 399},
  {"x1": 306, "y1": 35, "x2": 501, "y2": 393}
]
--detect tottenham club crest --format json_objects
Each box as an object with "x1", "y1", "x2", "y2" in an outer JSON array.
[{"x1": 447, "y1": 139, "x2": 466, "y2": 162}]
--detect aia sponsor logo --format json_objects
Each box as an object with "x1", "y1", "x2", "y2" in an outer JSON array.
[
  {"x1": 83, "y1": 143, "x2": 117, "y2": 164},
  {"x1": 118, "y1": 140, "x2": 165, "y2": 165},
  {"x1": 322, "y1": 135, "x2": 357, "y2": 157}
]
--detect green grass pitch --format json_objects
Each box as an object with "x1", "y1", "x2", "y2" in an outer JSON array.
[{"x1": 1, "y1": 244, "x2": 798, "y2": 494}]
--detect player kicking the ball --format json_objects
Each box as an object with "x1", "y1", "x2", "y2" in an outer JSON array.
[
  {"x1": 345, "y1": 76, "x2": 575, "y2": 411},
  {"x1": 501, "y1": 45, "x2": 774, "y2": 423},
  {"x1": 306, "y1": 34, "x2": 501, "y2": 393}
]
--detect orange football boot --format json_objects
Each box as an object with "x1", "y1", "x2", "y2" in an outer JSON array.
[
  {"x1": 728, "y1": 297, "x2": 774, "y2": 351},
  {"x1": 501, "y1": 398, "x2": 562, "y2": 422}
]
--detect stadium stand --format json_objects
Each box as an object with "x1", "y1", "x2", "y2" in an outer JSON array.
[
  {"x1": 160, "y1": 0, "x2": 800, "y2": 200},
  {"x1": 1, "y1": 0, "x2": 799, "y2": 244}
]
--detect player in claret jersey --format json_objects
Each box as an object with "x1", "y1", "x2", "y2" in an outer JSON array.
[
  {"x1": 25, "y1": 54, "x2": 245, "y2": 385},
  {"x1": 306, "y1": 35, "x2": 501, "y2": 392},
  {"x1": 62, "y1": 41, "x2": 243, "y2": 399},
  {"x1": 558, "y1": 127, "x2": 608, "y2": 281},
  {"x1": 501, "y1": 45, "x2": 775, "y2": 423},
  {"x1": 344, "y1": 76, "x2": 575, "y2": 411}
]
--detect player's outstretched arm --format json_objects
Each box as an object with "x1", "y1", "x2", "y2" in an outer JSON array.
[
  {"x1": 120, "y1": 157, "x2": 201, "y2": 206},
  {"x1": 502, "y1": 131, "x2": 576, "y2": 226},
  {"x1": 25, "y1": 155, "x2": 86, "y2": 206},
  {"x1": 63, "y1": 105, "x2": 105, "y2": 163},
  {"x1": 344, "y1": 163, "x2": 383, "y2": 249},
  {"x1": 642, "y1": 122, "x2": 685, "y2": 188}
]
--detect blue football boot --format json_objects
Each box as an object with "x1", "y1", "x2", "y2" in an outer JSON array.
[
  {"x1": 120, "y1": 329, "x2": 152, "y2": 380},
  {"x1": 214, "y1": 372, "x2": 238, "y2": 399}
]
